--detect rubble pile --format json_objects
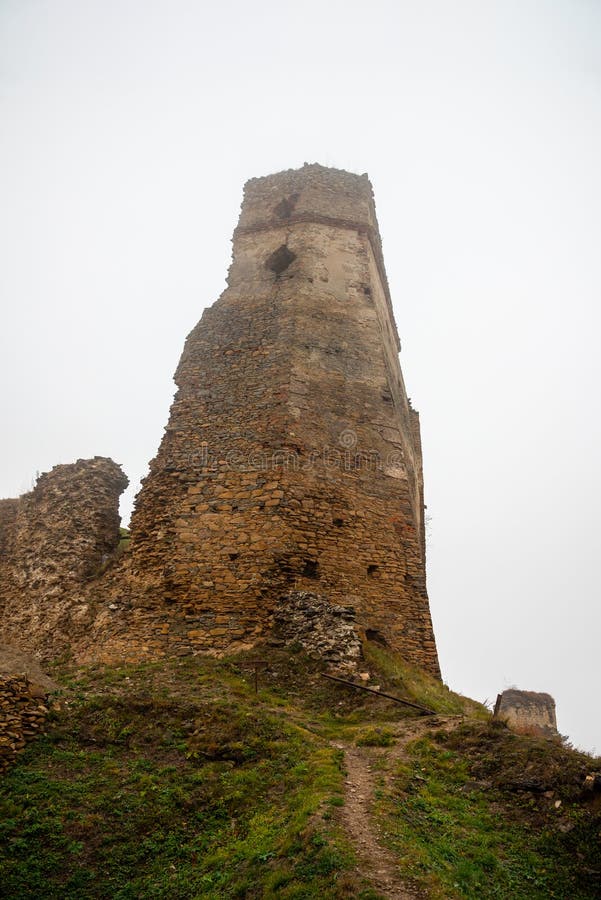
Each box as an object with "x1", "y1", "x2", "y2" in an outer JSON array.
[{"x1": 271, "y1": 591, "x2": 363, "y2": 672}]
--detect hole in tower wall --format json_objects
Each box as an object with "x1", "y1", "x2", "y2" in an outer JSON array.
[
  {"x1": 366, "y1": 628, "x2": 388, "y2": 646},
  {"x1": 367, "y1": 564, "x2": 379, "y2": 577},
  {"x1": 302, "y1": 559, "x2": 319, "y2": 579},
  {"x1": 333, "y1": 517, "x2": 344, "y2": 527},
  {"x1": 266, "y1": 244, "x2": 296, "y2": 275},
  {"x1": 273, "y1": 193, "x2": 300, "y2": 220}
]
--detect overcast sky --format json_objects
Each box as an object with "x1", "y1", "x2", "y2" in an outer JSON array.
[{"x1": 1, "y1": 0, "x2": 600, "y2": 752}]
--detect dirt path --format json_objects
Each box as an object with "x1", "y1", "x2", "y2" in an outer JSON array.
[
  {"x1": 339, "y1": 741, "x2": 417, "y2": 899},
  {"x1": 336, "y1": 716, "x2": 461, "y2": 899}
]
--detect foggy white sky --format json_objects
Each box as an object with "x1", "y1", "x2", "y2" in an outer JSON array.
[{"x1": 1, "y1": 0, "x2": 600, "y2": 752}]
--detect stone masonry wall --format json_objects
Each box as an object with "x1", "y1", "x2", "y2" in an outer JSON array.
[
  {"x1": 0, "y1": 457, "x2": 128, "y2": 657},
  {"x1": 95, "y1": 164, "x2": 439, "y2": 676},
  {"x1": 271, "y1": 591, "x2": 363, "y2": 673},
  {"x1": 0, "y1": 165, "x2": 440, "y2": 677},
  {"x1": 0, "y1": 675, "x2": 49, "y2": 775}
]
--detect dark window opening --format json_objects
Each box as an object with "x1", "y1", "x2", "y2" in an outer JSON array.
[
  {"x1": 229, "y1": 552, "x2": 239, "y2": 561},
  {"x1": 365, "y1": 628, "x2": 388, "y2": 646},
  {"x1": 333, "y1": 517, "x2": 344, "y2": 527},
  {"x1": 302, "y1": 559, "x2": 319, "y2": 579},
  {"x1": 266, "y1": 244, "x2": 296, "y2": 275},
  {"x1": 367, "y1": 564, "x2": 379, "y2": 576},
  {"x1": 273, "y1": 193, "x2": 299, "y2": 220}
]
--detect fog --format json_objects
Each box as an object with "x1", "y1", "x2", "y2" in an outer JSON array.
[{"x1": 1, "y1": 1, "x2": 600, "y2": 752}]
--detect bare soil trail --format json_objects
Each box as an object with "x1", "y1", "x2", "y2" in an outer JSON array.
[{"x1": 336, "y1": 715, "x2": 462, "y2": 899}]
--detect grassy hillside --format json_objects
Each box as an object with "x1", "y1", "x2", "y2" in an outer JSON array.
[
  {"x1": 372, "y1": 720, "x2": 601, "y2": 898},
  {"x1": 0, "y1": 648, "x2": 599, "y2": 899}
]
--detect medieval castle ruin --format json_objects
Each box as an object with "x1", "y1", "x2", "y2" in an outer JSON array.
[{"x1": 0, "y1": 164, "x2": 440, "y2": 678}]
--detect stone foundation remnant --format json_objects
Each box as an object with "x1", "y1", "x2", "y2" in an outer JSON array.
[
  {"x1": 494, "y1": 689, "x2": 559, "y2": 738},
  {"x1": 0, "y1": 164, "x2": 440, "y2": 677}
]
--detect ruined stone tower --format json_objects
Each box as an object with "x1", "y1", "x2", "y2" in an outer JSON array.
[{"x1": 127, "y1": 164, "x2": 440, "y2": 676}]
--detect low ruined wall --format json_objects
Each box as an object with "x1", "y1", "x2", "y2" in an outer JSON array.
[
  {"x1": 0, "y1": 675, "x2": 49, "y2": 775},
  {"x1": 494, "y1": 689, "x2": 558, "y2": 738}
]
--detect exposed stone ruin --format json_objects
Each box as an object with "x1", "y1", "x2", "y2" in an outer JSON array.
[
  {"x1": 119, "y1": 164, "x2": 439, "y2": 675},
  {"x1": 0, "y1": 457, "x2": 127, "y2": 656},
  {"x1": 0, "y1": 674, "x2": 50, "y2": 775},
  {"x1": 0, "y1": 164, "x2": 440, "y2": 677},
  {"x1": 494, "y1": 689, "x2": 559, "y2": 738},
  {"x1": 271, "y1": 591, "x2": 363, "y2": 672}
]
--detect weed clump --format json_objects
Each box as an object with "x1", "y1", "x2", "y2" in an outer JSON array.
[{"x1": 356, "y1": 727, "x2": 396, "y2": 747}]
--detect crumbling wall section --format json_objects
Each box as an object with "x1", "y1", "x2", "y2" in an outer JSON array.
[
  {"x1": 0, "y1": 674, "x2": 49, "y2": 774},
  {"x1": 0, "y1": 457, "x2": 128, "y2": 656},
  {"x1": 0, "y1": 499, "x2": 19, "y2": 557},
  {"x1": 494, "y1": 689, "x2": 559, "y2": 738},
  {"x1": 0, "y1": 500, "x2": 20, "y2": 603},
  {"x1": 271, "y1": 591, "x2": 363, "y2": 672}
]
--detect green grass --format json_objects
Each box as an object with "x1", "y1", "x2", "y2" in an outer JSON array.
[
  {"x1": 362, "y1": 643, "x2": 488, "y2": 718},
  {"x1": 0, "y1": 658, "x2": 365, "y2": 899},
  {"x1": 373, "y1": 723, "x2": 601, "y2": 899},
  {"x1": 1, "y1": 651, "x2": 599, "y2": 899}
]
